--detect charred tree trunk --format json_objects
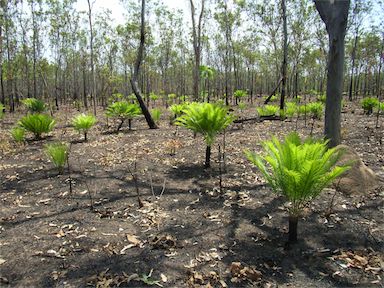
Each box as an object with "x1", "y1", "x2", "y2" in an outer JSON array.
[
  {"x1": 205, "y1": 145, "x2": 211, "y2": 168},
  {"x1": 280, "y1": 0, "x2": 288, "y2": 110},
  {"x1": 288, "y1": 215, "x2": 298, "y2": 243},
  {"x1": 130, "y1": 0, "x2": 157, "y2": 129}
]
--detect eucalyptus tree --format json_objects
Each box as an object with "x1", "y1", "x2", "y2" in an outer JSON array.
[
  {"x1": 87, "y1": 0, "x2": 97, "y2": 115},
  {"x1": 288, "y1": 0, "x2": 314, "y2": 97},
  {"x1": 347, "y1": 0, "x2": 372, "y2": 101},
  {"x1": 130, "y1": 0, "x2": 157, "y2": 129},
  {"x1": 189, "y1": 0, "x2": 207, "y2": 101},
  {"x1": 314, "y1": 0, "x2": 350, "y2": 147},
  {"x1": 154, "y1": 4, "x2": 181, "y2": 96},
  {"x1": 214, "y1": 0, "x2": 242, "y2": 105},
  {"x1": 28, "y1": 0, "x2": 45, "y2": 100},
  {"x1": 247, "y1": 0, "x2": 282, "y2": 88}
]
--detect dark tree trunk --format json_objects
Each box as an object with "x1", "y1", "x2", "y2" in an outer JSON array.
[
  {"x1": 190, "y1": 0, "x2": 205, "y2": 101},
  {"x1": 288, "y1": 215, "x2": 298, "y2": 243},
  {"x1": 280, "y1": 0, "x2": 288, "y2": 110},
  {"x1": 314, "y1": 0, "x2": 350, "y2": 148},
  {"x1": 130, "y1": 0, "x2": 157, "y2": 129},
  {"x1": 205, "y1": 145, "x2": 211, "y2": 168}
]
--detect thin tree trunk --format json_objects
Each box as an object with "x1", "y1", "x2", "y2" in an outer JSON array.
[
  {"x1": 280, "y1": 0, "x2": 288, "y2": 110},
  {"x1": 87, "y1": 0, "x2": 97, "y2": 116},
  {"x1": 288, "y1": 215, "x2": 298, "y2": 243},
  {"x1": 205, "y1": 145, "x2": 211, "y2": 168},
  {"x1": 130, "y1": 0, "x2": 157, "y2": 129}
]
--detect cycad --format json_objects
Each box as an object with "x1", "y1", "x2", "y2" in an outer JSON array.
[
  {"x1": 21, "y1": 98, "x2": 46, "y2": 113},
  {"x1": 18, "y1": 114, "x2": 55, "y2": 140},
  {"x1": 10, "y1": 127, "x2": 25, "y2": 143},
  {"x1": 150, "y1": 108, "x2": 162, "y2": 125},
  {"x1": 72, "y1": 114, "x2": 97, "y2": 141},
  {"x1": 0, "y1": 103, "x2": 4, "y2": 119},
  {"x1": 106, "y1": 101, "x2": 141, "y2": 132},
  {"x1": 361, "y1": 97, "x2": 379, "y2": 115},
  {"x1": 176, "y1": 102, "x2": 234, "y2": 168},
  {"x1": 245, "y1": 132, "x2": 350, "y2": 244},
  {"x1": 257, "y1": 105, "x2": 279, "y2": 117},
  {"x1": 45, "y1": 142, "x2": 69, "y2": 174}
]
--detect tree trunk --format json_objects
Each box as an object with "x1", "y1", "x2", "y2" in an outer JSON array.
[
  {"x1": 315, "y1": 0, "x2": 350, "y2": 148},
  {"x1": 205, "y1": 145, "x2": 211, "y2": 168},
  {"x1": 87, "y1": 0, "x2": 97, "y2": 116},
  {"x1": 280, "y1": 0, "x2": 288, "y2": 110},
  {"x1": 130, "y1": 0, "x2": 157, "y2": 129},
  {"x1": 190, "y1": 0, "x2": 205, "y2": 101},
  {"x1": 288, "y1": 215, "x2": 298, "y2": 243}
]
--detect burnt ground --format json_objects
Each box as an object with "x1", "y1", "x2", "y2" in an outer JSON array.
[{"x1": 0, "y1": 100, "x2": 383, "y2": 288}]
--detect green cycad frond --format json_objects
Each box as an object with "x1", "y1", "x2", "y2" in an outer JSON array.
[
  {"x1": 176, "y1": 102, "x2": 234, "y2": 146},
  {"x1": 106, "y1": 101, "x2": 141, "y2": 119},
  {"x1": 72, "y1": 114, "x2": 97, "y2": 132},
  {"x1": 245, "y1": 132, "x2": 350, "y2": 215},
  {"x1": 18, "y1": 113, "x2": 55, "y2": 139},
  {"x1": 21, "y1": 98, "x2": 46, "y2": 113}
]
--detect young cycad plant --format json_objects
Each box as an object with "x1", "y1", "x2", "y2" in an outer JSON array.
[
  {"x1": 307, "y1": 102, "x2": 324, "y2": 120},
  {"x1": 245, "y1": 132, "x2": 350, "y2": 244},
  {"x1": 106, "y1": 101, "x2": 141, "y2": 132},
  {"x1": 284, "y1": 102, "x2": 297, "y2": 120},
  {"x1": 45, "y1": 142, "x2": 69, "y2": 174},
  {"x1": 0, "y1": 103, "x2": 4, "y2": 119},
  {"x1": 257, "y1": 105, "x2": 279, "y2": 117},
  {"x1": 361, "y1": 97, "x2": 379, "y2": 114},
  {"x1": 150, "y1": 108, "x2": 162, "y2": 125},
  {"x1": 72, "y1": 114, "x2": 97, "y2": 141},
  {"x1": 21, "y1": 98, "x2": 46, "y2": 113},
  {"x1": 176, "y1": 102, "x2": 234, "y2": 168},
  {"x1": 18, "y1": 114, "x2": 55, "y2": 140},
  {"x1": 234, "y1": 90, "x2": 247, "y2": 104},
  {"x1": 10, "y1": 127, "x2": 25, "y2": 143}
]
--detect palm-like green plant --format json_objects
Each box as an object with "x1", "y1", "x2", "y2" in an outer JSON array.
[
  {"x1": 307, "y1": 102, "x2": 324, "y2": 120},
  {"x1": 361, "y1": 97, "x2": 379, "y2": 115},
  {"x1": 21, "y1": 98, "x2": 46, "y2": 113},
  {"x1": 18, "y1": 114, "x2": 55, "y2": 140},
  {"x1": 176, "y1": 102, "x2": 234, "y2": 168},
  {"x1": 10, "y1": 127, "x2": 25, "y2": 143},
  {"x1": 257, "y1": 105, "x2": 279, "y2": 117},
  {"x1": 0, "y1": 103, "x2": 4, "y2": 119},
  {"x1": 169, "y1": 103, "x2": 187, "y2": 118},
  {"x1": 245, "y1": 132, "x2": 350, "y2": 244},
  {"x1": 284, "y1": 102, "x2": 297, "y2": 120},
  {"x1": 234, "y1": 90, "x2": 247, "y2": 104},
  {"x1": 45, "y1": 142, "x2": 69, "y2": 174},
  {"x1": 106, "y1": 101, "x2": 141, "y2": 132},
  {"x1": 150, "y1": 108, "x2": 162, "y2": 125},
  {"x1": 72, "y1": 114, "x2": 97, "y2": 141}
]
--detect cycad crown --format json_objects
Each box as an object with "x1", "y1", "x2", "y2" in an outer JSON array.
[
  {"x1": 176, "y1": 102, "x2": 234, "y2": 146},
  {"x1": 245, "y1": 132, "x2": 350, "y2": 243},
  {"x1": 18, "y1": 114, "x2": 55, "y2": 140}
]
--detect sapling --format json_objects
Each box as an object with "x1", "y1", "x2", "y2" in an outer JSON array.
[
  {"x1": 106, "y1": 101, "x2": 141, "y2": 132},
  {"x1": 18, "y1": 114, "x2": 55, "y2": 140},
  {"x1": 21, "y1": 98, "x2": 46, "y2": 113},
  {"x1": 150, "y1": 108, "x2": 162, "y2": 125},
  {"x1": 45, "y1": 142, "x2": 69, "y2": 174},
  {"x1": 0, "y1": 103, "x2": 4, "y2": 119},
  {"x1": 361, "y1": 97, "x2": 379, "y2": 115},
  {"x1": 257, "y1": 105, "x2": 279, "y2": 117},
  {"x1": 10, "y1": 127, "x2": 25, "y2": 143},
  {"x1": 245, "y1": 132, "x2": 350, "y2": 244},
  {"x1": 176, "y1": 102, "x2": 234, "y2": 168},
  {"x1": 72, "y1": 113, "x2": 97, "y2": 141}
]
